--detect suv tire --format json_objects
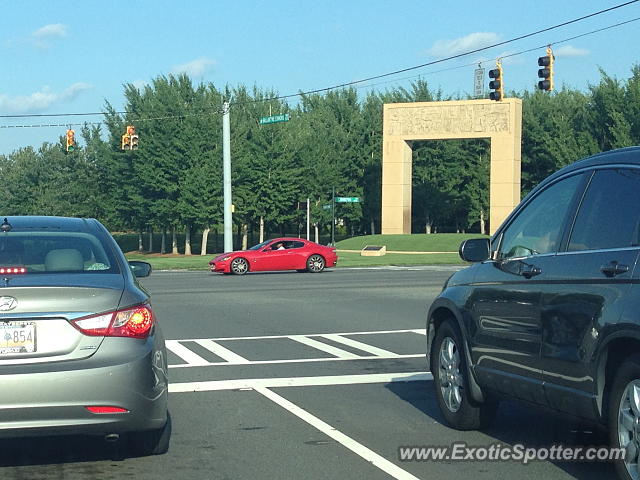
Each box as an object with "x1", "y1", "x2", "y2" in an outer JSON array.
[
  {"x1": 432, "y1": 320, "x2": 496, "y2": 430},
  {"x1": 608, "y1": 355, "x2": 640, "y2": 480}
]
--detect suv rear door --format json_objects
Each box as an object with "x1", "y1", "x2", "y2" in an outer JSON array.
[{"x1": 539, "y1": 167, "x2": 640, "y2": 419}]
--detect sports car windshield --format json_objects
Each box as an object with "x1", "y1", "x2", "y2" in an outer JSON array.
[{"x1": 248, "y1": 240, "x2": 271, "y2": 251}]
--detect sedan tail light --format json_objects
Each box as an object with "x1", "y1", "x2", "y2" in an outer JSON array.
[
  {"x1": 72, "y1": 304, "x2": 154, "y2": 339},
  {"x1": 0, "y1": 267, "x2": 26, "y2": 274},
  {"x1": 85, "y1": 406, "x2": 129, "y2": 414}
]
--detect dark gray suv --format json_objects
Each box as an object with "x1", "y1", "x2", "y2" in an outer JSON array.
[
  {"x1": 0, "y1": 216, "x2": 170, "y2": 456},
  {"x1": 426, "y1": 146, "x2": 640, "y2": 479}
]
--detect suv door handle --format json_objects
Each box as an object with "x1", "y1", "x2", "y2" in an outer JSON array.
[
  {"x1": 600, "y1": 261, "x2": 629, "y2": 277},
  {"x1": 521, "y1": 264, "x2": 542, "y2": 279}
]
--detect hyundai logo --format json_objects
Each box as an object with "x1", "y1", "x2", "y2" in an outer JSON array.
[{"x1": 0, "y1": 296, "x2": 18, "y2": 311}]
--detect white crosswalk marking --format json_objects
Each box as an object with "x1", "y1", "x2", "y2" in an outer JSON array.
[
  {"x1": 288, "y1": 335, "x2": 361, "y2": 359},
  {"x1": 195, "y1": 339, "x2": 250, "y2": 364},
  {"x1": 166, "y1": 328, "x2": 427, "y2": 367},
  {"x1": 165, "y1": 340, "x2": 209, "y2": 366},
  {"x1": 167, "y1": 328, "x2": 431, "y2": 480},
  {"x1": 320, "y1": 334, "x2": 400, "y2": 357}
]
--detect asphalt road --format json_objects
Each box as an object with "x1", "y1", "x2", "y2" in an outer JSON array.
[{"x1": 0, "y1": 267, "x2": 618, "y2": 479}]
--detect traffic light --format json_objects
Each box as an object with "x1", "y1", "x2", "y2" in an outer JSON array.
[
  {"x1": 537, "y1": 47, "x2": 554, "y2": 91},
  {"x1": 65, "y1": 129, "x2": 75, "y2": 152},
  {"x1": 122, "y1": 125, "x2": 138, "y2": 150},
  {"x1": 129, "y1": 126, "x2": 139, "y2": 150},
  {"x1": 488, "y1": 61, "x2": 504, "y2": 101}
]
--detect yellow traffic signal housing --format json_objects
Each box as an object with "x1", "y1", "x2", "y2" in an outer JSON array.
[
  {"x1": 66, "y1": 129, "x2": 75, "y2": 152},
  {"x1": 488, "y1": 61, "x2": 504, "y2": 101},
  {"x1": 123, "y1": 125, "x2": 138, "y2": 150},
  {"x1": 538, "y1": 47, "x2": 554, "y2": 91}
]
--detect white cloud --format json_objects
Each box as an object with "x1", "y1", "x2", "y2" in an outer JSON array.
[
  {"x1": 171, "y1": 57, "x2": 216, "y2": 77},
  {"x1": 30, "y1": 23, "x2": 68, "y2": 49},
  {"x1": 427, "y1": 32, "x2": 502, "y2": 58},
  {"x1": 0, "y1": 83, "x2": 92, "y2": 114},
  {"x1": 554, "y1": 45, "x2": 589, "y2": 58},
  {"x1": 32, "y1": 23, "x2": 67, "y2": 39}
]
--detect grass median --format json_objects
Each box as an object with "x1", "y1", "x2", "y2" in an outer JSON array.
[
  {"x1": 124, "y1": 233, "x2": 480, "y2": 270},
  {"x1": 125, "y1": 251, "x2": 466, "y2": 271}
]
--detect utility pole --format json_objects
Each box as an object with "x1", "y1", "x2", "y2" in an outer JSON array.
[
  {"x1": 222, "y1": 101, "x2": 233, "y2": 253},
  {"x1": 331, "y1": 187, "x2": 335, "y2": 246}
]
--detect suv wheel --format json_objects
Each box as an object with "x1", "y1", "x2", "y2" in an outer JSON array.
[
  {"x1": 609, "y1": 356, "x2": 640, "y2": 480},
  {"x1": 432, "y1": 320, "x2": 496, "y2": 430}
]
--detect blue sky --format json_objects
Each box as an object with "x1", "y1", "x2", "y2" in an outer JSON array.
[{"x1": 1, "y1": 0, "x2": 639, "y2": 155}]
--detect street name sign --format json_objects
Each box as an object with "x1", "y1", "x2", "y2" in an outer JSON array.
[{"x1": 259, "y1": 113, "x2": 290, "y2": 125}]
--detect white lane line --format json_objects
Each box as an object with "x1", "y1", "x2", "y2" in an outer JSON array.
[
  {"x1": 165, "y1": 340, "x2": 209, "y2": 366},
  {"x1": 172, "y1": 328, "x2": 427, "y2": 342},
  {"x1": 168, "y1": 353, "x2": 424, "y2": 368},
  {"x1": 169, "y1": 372, "x2": 431, "y2": 392},
  {"x1": 195, "y1": 339, "x2": 250, "y2": 364},
  {"x1": 412, "y1": 329, "x2": 427, "y2": 336},
  {"x1": 321, "y1": 334, "x2": 400, "y2": 357},
  {"x1": 289, "y1": 335, "x2": 361, "y2": 359},
  {"x1": 254, "y1": 386, "x2": 422, "y2": 480}
]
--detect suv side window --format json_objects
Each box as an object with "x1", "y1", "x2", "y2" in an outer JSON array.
[
  {"x1": 568, "y1": 168, "x2": 640, "y2": 251},
  {"x1": 498, "y1": 173, "x2": 584, "y2": 259}
]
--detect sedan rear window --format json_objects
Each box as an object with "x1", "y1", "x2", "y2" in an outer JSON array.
[{"x1": 0, "y1": 232, "x2": 118, "y2": 274}]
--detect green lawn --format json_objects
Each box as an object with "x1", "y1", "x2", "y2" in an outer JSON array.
[
  {"x1": 336, "y1": 251, "x2": 464, "y2": 267},
  {"x1": 125, "y1": 253, "x2": 211, "y2": 270},
  {"x1": 335, "y1": 233, "x2": 488, "y2": 252},
  {"x1": 125, "y1": 233, "x2": 473, "y2": 270},
  {"x1": 125, "y1": 251, "x2": 465, "y2": 271}
]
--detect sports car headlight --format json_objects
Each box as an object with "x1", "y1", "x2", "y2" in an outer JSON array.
[{"x1": 221, "y1": 256, "x2": 232, "y2": 261}]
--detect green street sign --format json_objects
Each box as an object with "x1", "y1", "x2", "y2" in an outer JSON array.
[
  {"x1": 322, "y1": 204, "x2": 332, "y2": 210},
  {"x1": 259, "y1": 113, "x2": 290, "y2": 125},
  {"x1": 334, "y1": 197, "x2": 360, "y2": 203}
]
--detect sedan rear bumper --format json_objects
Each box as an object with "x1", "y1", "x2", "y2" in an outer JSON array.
[{"x1": 0, "y1": 337, "x2": 168, "y2": 439}]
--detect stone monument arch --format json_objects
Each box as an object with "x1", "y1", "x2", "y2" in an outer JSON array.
[{"x1": 381, "y1": 98, "x2": 522, "y2": 235}]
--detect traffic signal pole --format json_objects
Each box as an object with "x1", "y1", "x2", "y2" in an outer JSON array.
[{"x1": 222, "y1": 101, "x2": 233, "y2": 253}]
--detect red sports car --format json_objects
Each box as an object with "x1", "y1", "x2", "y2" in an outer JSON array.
[{"x1": 209, "y1": 238, "x2": 338, "y2": 275}]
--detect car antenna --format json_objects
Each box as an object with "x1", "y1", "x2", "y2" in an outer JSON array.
[{"x1": 0, "y1": 218, "x2": 11, "y2": 233}]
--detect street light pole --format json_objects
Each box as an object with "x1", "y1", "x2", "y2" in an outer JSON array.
[
  {"x1": 222, "y1": 101, "x2": 233, "y2": 253},
  {"x1": 331, "y1": 186, "x2": 335, "y2": 246}
]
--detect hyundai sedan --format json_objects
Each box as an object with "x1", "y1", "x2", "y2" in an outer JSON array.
[{"x1": 0, "y1": 216, "x2": 170, "y2": 456}]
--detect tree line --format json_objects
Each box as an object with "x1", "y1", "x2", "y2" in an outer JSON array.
[{"x1": 1, "y1": 65, "x2": 639, "y2": 254}]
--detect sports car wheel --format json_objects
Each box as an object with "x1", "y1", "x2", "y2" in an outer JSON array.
[
  {"x1": 230, "y1": 258, "x2": 249, "y2": 275},
  {"x1": 306, "y1": 254, "x2": 325, "y2": 273}
]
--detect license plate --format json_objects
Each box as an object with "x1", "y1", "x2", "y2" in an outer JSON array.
[{"x1": 0, "y1": 322, "x2": 36, "y2": 354}]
